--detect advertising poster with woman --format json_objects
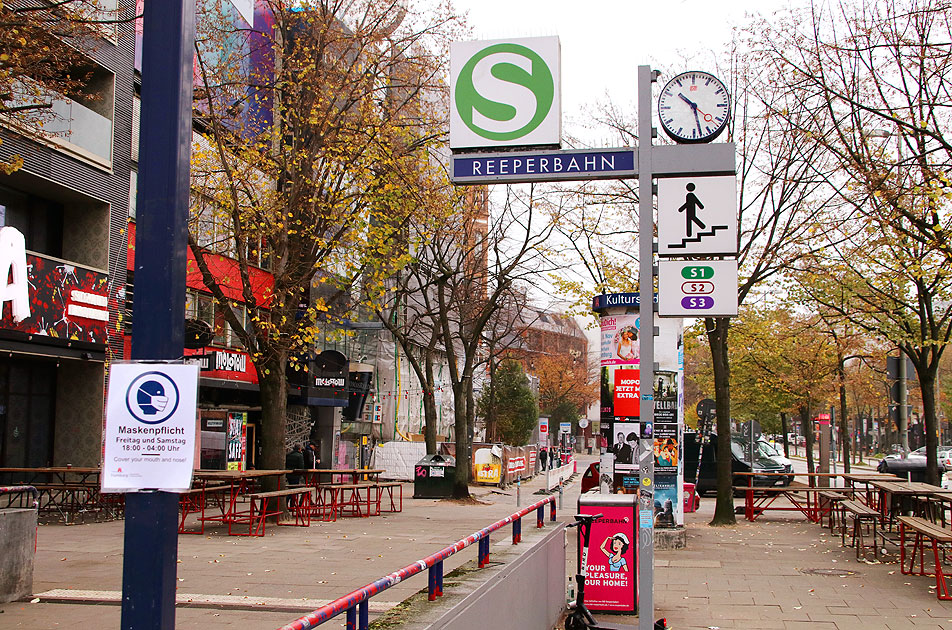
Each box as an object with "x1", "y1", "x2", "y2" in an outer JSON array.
[{"x1": 578, "y1": 500, "x2": 637, "y2": 612}]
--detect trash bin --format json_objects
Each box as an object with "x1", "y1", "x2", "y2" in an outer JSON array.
[{"x1": 413, "y1": 454, "x2": 456, "y2": 498}]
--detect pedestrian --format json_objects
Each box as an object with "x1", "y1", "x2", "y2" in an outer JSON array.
[
  {"x1": 304, "y1": 442, "x2": 320, "y2": 469},
  {"x1": 285, "y1": 444, "x2": 305, "y2": 486},
  {"x1": 549, "y1": 447, "x2": 557, "y2": 469},
  {"x1": 540, "y1": 445, "x2": 548, "y2": 471}
]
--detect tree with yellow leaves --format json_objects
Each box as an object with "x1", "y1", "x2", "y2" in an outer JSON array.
[
  {"x1": 0, "y1": 0, "x2": 120, "y2": 173},
  {"x1": 189, "y1": 0, "x2": 460, "y2": 479}
]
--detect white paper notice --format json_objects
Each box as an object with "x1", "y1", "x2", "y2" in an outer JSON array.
[{"x1": 101, "y1": 363, "x2": 199, "y2": 493}]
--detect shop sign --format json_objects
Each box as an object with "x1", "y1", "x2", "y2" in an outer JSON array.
[
  {"x1": 315, "y1": 376, "x2": 346, "y2": 387},
  {"x1": 101, "y1": 363, "x2": 199, "y2": 492},
  {"x1": 0, "y1": 227, "x2": 110, "y2": 345},
  {"x1": 213, "y1": 351, "x2": 247, "y2": 373}
]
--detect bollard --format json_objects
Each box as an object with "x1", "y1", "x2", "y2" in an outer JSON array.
[
  {"x1": 517, "y1": 480, "x2": 521, "y2": 507},
  {"x1": 558, "y1": 481, "x2": 563, "y2": 510}
]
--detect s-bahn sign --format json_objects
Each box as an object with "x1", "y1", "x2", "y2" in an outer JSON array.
[{"x1": 451, "y1": 37, "x2": 561, "y2": 149}]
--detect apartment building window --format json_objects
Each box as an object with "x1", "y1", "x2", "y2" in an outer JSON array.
[
  {"x1": 186, "y1": 290, "x2": 255, "y2": 350},
  {"x1": 0, "y1": 185, "x2": 64, "y2": 258}
]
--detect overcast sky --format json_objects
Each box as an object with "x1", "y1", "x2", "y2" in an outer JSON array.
[{"x1": 445, "y1": 0, "x2": 794, "y2": 142}]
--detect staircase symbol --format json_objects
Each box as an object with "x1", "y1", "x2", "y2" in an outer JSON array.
[{"x1": 667, "y1": 225, "x2": 729, "y2": 249}]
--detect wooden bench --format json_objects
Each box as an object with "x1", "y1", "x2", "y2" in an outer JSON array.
[
  {"x1": 323, "y1": 483, "x2": 378, "y2": 518},
  {"x1": 818, "y1": 490, "x2": 852, "y2": 532},
  {"x1": 839, "y1": 499, "x2": 881, "y2": 561},
  {"x1": 376, "y1": 482, "x2": 403, "y2": 513},
  {"x1": 228, "y1": 487, "x2": 313, "y2": 537},
  {"x1": 179, "y1": 484, "x2": 230, "y2": 534},
  {"x1": 898, "y1": 516, "x2": 952, "y2": 600}
]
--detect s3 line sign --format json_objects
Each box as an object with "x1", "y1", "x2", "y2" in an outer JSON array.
[{"x1": 451, "y1": 37, "x2": 561, "y2": 149}]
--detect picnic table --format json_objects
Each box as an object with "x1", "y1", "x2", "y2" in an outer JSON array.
[
  {"x1": 868, "y1": 479, "x2": 941, "y2": 526},
  {"x1": 192, "y1": 469, "x2": 292, "y2": 534},
  {"x1": 0, "y1": 467, "x2": 115, "y2": 521},
  {"x1": 840, "y1": 472, "x2": 902, "y2": 508},
  {"x1": 295, "y1": 468, "x2": 385, "y2": 485}
]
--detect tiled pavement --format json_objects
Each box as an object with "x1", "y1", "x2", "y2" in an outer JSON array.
[{"x1": 3, "y1": 457, "x2": 952, "y2": 629}]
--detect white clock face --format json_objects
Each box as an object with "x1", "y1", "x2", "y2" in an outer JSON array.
[{"x1": 657, "y1": 71, "x2": 730, "y2": 144}]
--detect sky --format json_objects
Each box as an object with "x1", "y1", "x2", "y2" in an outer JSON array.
[{"x1": 445, "y1": 0, "x2": 792, "y2": 142}]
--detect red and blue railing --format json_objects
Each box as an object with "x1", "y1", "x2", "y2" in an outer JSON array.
[
  {"x1": 1, "y1": 485, "x2": 39, "y2": 508},
  {"x1": 277, "y1": 494, "x2": 557, "y2": 630}
]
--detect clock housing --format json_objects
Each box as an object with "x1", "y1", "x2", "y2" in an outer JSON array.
[{"x1": 657, "y1": 71, "x2": 730, "y2": 144}]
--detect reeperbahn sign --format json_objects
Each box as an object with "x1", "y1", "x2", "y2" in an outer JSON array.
[{"x1": 450, "y1": 143, "x2": 734, "y2": 185}]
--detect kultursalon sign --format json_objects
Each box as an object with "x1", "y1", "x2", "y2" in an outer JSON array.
[{"x1": 450, "y1": 36, "x2": 561, "y2": 149}]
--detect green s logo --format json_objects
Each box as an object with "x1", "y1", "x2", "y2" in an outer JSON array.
[{"x1": 455, "y1": 43, "x2": 554, "y2": 141}]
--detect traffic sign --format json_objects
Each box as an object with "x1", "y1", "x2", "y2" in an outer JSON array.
[
  {"x1": 657, "y1": 176, "x2": 737, "y2": 256},
  {"x1": 450, "y1": 37, "x2": 561, "y2": 149},
  {"x1": 658, "y1": 260, "x2": 738, "y2": 316}
]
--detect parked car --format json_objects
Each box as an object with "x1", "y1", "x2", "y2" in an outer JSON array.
[
  {"x1": 683, "y1": 432, "x2": 790, "y2": 496},
  {"x1": 756, "y1": 438, "x2": 795, "y2": 485},
  {"x1": 877, "y1": 445, "x2": 952, "y2": 481}
]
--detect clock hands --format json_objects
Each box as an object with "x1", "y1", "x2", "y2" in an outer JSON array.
[{"x1": 679, "y1": 93, "x2": 708, "y2": 134}]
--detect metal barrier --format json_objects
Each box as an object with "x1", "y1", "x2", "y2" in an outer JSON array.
[
  {"x1": 277, "y1": 495, "x2": 557, "y2": 630},
  {"x1": 0, "y1": 485, "x2": 39, "y2": 509}
]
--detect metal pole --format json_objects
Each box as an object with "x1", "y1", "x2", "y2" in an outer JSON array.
[
  {"x1": 637, "y1": 64, "x2": 656, "y2": 630},
  {"x1": 899, "y1": 353, "x2": 909, "y2": 455},
  {"x1": 121, "y1": 1, "x2": 195, "y2": 629}
]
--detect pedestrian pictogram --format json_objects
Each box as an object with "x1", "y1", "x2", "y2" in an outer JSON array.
[{"x1": 658, "y1": 176, "x2": 737, "y2": 256}]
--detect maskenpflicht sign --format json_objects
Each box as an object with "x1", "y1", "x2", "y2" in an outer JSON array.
[
  {"x1": 101, "y1": 363, "x2": 199, "y2": 493},
  {"x1": 451, "y1": 37, "x2": 561, "y2": 150}
]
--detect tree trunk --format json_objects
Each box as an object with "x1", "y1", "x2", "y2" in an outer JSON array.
[
  {"x1": 706, "y1": 317, "x2": 735, "y2": 526},
  {"x1": 837, "y1": 359, "x2": 851, "y2": 474},
  {"x1": 780, "y1": 412, "x2": 789, "y2": 458},
  {"x1": 423, "y1": 349, "x2": 438, "y2": 455},
  {"x1": 919, "y1": 365, "x2": 940, "y2": 486},
  {"x1": 801, "y1": 400, "x2": 816, "y2": 487},
  {"x1": 451, "y1": 373, "x2": 471, "y2": 499},
  {"x1": 257, "y1": 354, "x2": 288, "y2": 498}
]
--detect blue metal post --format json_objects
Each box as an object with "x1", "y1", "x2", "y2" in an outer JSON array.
[
  {"x1": 428, "y1": 564, "x2": 439, "y2": 600},
  {"x1": 513, "y1": 516, "x2": 522, "y2": 544},
  {"x1": 358, "y1": 600, "x2": 369, "y2": 630},
  {"x1": 537, "y1": 505, "x2": 544, "y2": 528},
  {"x1": 120, "y1": 1, "x2": 195, "y2": 630},
  {"x1": 346, "y1": 607, "x2": 356, "y2": 630},
  {"x1": 436, "y1": 560, "x2": 443, "y2": 596},
  {"x1": 550, "y1": 497, "x2": 557, "y2": 521}
]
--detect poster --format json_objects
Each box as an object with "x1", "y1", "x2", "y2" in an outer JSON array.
[
  {"x1": 653, "y1": 423, "x2": 679, "y2": 474},
  {"x1": 613, "y1": 368, "x2": 640, "y2": 417},
  {"x1": 473, "y1": 447, "x2": 501, "y2": 484},
  {"x1": 600, "y1": 313, "x2": 640, "y2": 366},
  {"x1": 101, "y1": 363, "x2": 199, "y2": 492},
  {"x1": 226, "y1": 412, "x2": 247, "y2": 471},
  {"x1": 609, "y1": 421, "x2": 639, "y2": 472},
  {"x1": 578, "y1": 501, "x2": 637, "y2": 613},
  {"x1": 654, "y1": 475, "x2": 679, "y2": 528}
]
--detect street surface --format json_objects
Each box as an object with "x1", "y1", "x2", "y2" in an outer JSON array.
[{"x1": 2, "y1": 455, "x2": 952, "y2": 629}]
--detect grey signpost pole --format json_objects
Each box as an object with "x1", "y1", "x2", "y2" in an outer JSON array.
[{"x1": 636, "y1": 64, "x2": 656, "y2": 630}]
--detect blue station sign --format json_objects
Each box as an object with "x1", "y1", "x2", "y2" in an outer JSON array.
[{"x1": 451, "y1": 148, "x2": 636, "y2": 184}]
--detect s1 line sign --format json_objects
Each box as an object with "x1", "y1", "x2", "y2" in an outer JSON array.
[{"x1": 450, "y1": 37, "x2": 561, "y2": 149}]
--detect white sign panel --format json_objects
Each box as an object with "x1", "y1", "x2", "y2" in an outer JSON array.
[
  {"x1": 658, "y1": 260, "x2": 738, "y2": 317},
  {"x1": 102, "y1": 363, "x2": 199, "y2": 493},
  {"x1": 658, "y1": 176, "x2": 737, "y2": 256},
  {"x1": 450, "y1": 37, "x2": 561, "y2": 149}
]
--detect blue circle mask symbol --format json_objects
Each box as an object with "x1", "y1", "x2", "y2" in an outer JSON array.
[{"x1": 126, "y1": 371, "x2": 180, "y2": 424}]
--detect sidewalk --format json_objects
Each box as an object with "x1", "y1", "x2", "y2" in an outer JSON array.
[
  {"x1": 0, "y1": 463, "x2": 583, "y2": 629},
  {"x1": 3, "y1": 458, "x2": 952, "y2": 629}
]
